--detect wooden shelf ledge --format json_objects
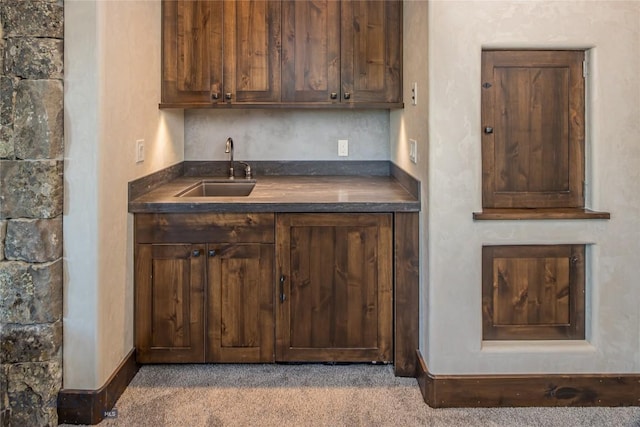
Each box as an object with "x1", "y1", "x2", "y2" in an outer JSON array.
[{"x1": 473, "y1": 208, "x2": 611, "y2": 220}]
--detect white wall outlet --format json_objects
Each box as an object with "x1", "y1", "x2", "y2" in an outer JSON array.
[
  {"x1": 338, "y1": 139, "x2": 349, "y2": 157},
  {"x1": 411, "y1": 82, "x2": 418, "y2": 106},
  {"x1": 136, "y1": 139, "x2": 145, "y2": 163},
  {"x1": 409, "y1": 139, "x2": 417, "y2": 163}
]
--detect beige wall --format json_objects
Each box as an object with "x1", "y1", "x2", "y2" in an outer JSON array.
[
  {"x1": 65, "y1": 0, "x2": 640, "y2": 388},
  {"x1": 391, "y1": 0, "x2": 640, "y2": 374},
  {"x1": 64, "y1": 0, "x2": 184, "y2": 389}
]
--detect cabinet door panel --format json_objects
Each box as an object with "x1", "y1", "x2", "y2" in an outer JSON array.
[
  {"x1": 162, "y1": 0, "x2": 222, "y2": 103},
  {"x1": 481, "y1": 50, "x2": 585, "y2": 208},
  {"x1": 341, "y1": 0, "x2": 402, "y2": 103},
  {"x1": 135, "y1": 244, "x2": 205, "y2": 363},
  {"x1": 276, "y1": 214, "x2": 392, "y2": 362},
  {"x1": 282, "y1": 0, "x2": 340, "y2": 102},
  {"x1": 207, "y1": 244, "x2": 274, "y2": 362},
  {"x1": 482, "y1": 245, "x2": 585, "y2": 340},
  {"x1": 224, "y1": 0, "x2": 281, "y2": 103}
]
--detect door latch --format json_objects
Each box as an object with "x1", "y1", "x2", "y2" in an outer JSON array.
[{"x1": 279, "y1": 275, "x2": 286, "y2": 302}]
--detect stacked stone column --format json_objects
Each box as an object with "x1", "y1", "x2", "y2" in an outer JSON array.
[{"x1": 0, "y1": 1, "x2": 64, "y2": 426}]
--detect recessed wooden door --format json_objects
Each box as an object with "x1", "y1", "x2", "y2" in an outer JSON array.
[
  {"x1": 207, "y1": 244, "x2": 275, "y2": 362},
  {"x1": 223, "y1": 0, "x2": 281, "y2": 103},
  {"x1": 162, "y1": 0, "x2": 223, "y2": 104},
  {"x1": 281, "y1": 0, "x2": 341, "y2": 102},
  {"x1": 276, "y1": 213, "x2": 393, "y2": 362},
  {"x1": 482, "y1": 244, "x2": 585, "y2": 340},
  {"x1": 135, "y1": 244, "x2": 205, "y2": 363},
  {"x1": 481, "y1": 50, "x2": 585, "y2": 208},
  {"x1": 341, "y1": 0, "x2": 402, "y2": 104}
]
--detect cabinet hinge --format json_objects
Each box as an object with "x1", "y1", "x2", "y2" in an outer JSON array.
[{"x1": 582, "y1": 59, "x2": 588, "y2": 78}]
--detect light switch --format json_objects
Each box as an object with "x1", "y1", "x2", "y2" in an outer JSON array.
[
  {"x1": 136, "y1": 139, "x2": 145, "y2": 163},
  {"x1": 411, "y1": 82, "x2": 418, "y2": 106},
  {"x1": 338, "y1": 139, "x2": 349, "y2": 157},
  {"x1": 409, "y1": 139, "x2": 417, "y2": 163}
]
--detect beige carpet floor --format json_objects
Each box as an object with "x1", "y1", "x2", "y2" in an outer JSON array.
[{"x1": 64, "y1": 364, "x2": 640, "y2": 427}]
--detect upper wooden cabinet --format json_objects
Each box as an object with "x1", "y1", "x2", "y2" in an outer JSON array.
[
  {"x1": 281, "y1": 0, "x2": 341, "y2": 103},
  {"x1": 340, "y1": 0, "x2": 402, "y2": 104},
  {"x1": 161, "y1": 0, "x2": 402, "y2": 108},
  {"x1": 223, "y1": 0, "x2": 282, "y2": 104},
  {"x1": 282, "y1": 0, "x2": 401, "y2": 105},
  {"x1": 481, "y1": 50, "x2": 585, "y2": 209},
  {"x1": 161, "y1": 0, "x2": 222, "y2": 104}
]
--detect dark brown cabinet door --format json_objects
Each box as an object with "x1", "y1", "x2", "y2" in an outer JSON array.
[
  {"x1": 135, "y1": 244, "x2": 205, "y2": 363},
  {"x1": 223, "y1": 0, "x2": 281, "y2": 103},
  {"x1": 162, "y1": 0, "x2": 223, "y2": 104},
  {"x1": 276, "y1": 213, "x2": 393, "y2": 362},
  {"x1": 341, "y1": 0, "x2": 402, "y2": 104},
  {"x1": 207, "y1": 244, "x2": 275, "y2": 362},
  {"x1": 162, "y1": 0, "x2": 401, "y2": 107},
  {"x1": 481, "y1": 50, "x2": 585, "y2": 208},
  {"x1": 482, "y1": 244, "x2": 585, "y2": 340},
  {"x1": 281, "y1": 0, "x2": 341, "y2": 102}
]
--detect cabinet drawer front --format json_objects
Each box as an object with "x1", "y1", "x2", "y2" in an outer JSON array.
[{"x1": 135, "y1": 213, "x2": 275, "y2": 244}]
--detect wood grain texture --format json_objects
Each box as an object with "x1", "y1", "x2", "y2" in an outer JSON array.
[
  {"x1": 482, "y1": 50, "x2": 585, "y2": 209},
  {"x1": 161, "y1": 0, "x2": 402, "y2": 108},
  {"x1": 473, "y1": 208, "x2": 610, "y2": 220},
  {"x1": 276, "y1": 213, "x2": 393, "y2": 362},
  {"x1": 207, "y1": 244, "x2": 275, "y2": 363},
  {"x1": 417, "y1": 351, "x2": 640, "y2": 408},
  {"x1": 394, "y1": 212, "x2": 419, "y2": 377},
  {"x1": 158, "y1": 101, "x2": 404, "y2": 109},
  {"x1": 135, "y1": 244, "x2": 205, "y2": 363},
  {"x1": 57, "y1": 349, "x2": 139, "y2": 425},
  {"x1": 341, "y1": 0, "x2": 402, "y2": 104},
  {"x1": 162, "y1": 0, "x2": 222, "y2": 104},
  {"x1": 282, "y1": 0, "x2": 340, "y2": 102},
  {"x1": 135, "y1": 213, "x2": 275, "y2": 244},
  {"x1": 482, "y1": 245, "x2": 585, "y2": 340},
  {"x1": 224, "y1": 0, "x2": 281, "y2": 103}
]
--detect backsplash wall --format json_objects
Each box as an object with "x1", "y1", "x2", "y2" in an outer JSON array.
[{"x1": 185, "y1": 109, "x2": 390, "y2": 161}]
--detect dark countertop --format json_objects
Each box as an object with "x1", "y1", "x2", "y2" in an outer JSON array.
[{"x1": 129, "y1": 174, "x2": 420, "y2": 213}]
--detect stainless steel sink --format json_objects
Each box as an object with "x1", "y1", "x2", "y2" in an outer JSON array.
[{"x1": 176, "y1": 179, "x2": 256, "y2": 197}]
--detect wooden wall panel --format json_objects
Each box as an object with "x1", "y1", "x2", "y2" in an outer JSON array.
[{"x1": 394, "y1": 212, "x2": 419, "y2": 377}]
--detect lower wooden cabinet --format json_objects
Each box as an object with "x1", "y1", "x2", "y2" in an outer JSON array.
[
  {"x1": 134, "y1": 212, "x2": 396, "y2": 365},
  {"x1": 275, "y1": 213, "x2": 393, "y2": 362},
  {"x1": 135, "y1": 243, "x2": 206, "y2": 363},
  {"x1": 207, "y1": 244, "x2": 274, "y2": 362},
  {"x1": 135, "y1": 213, "x2": 275, "y2": 364}
]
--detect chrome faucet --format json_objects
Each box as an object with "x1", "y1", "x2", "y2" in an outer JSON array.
[{"x1": 224, "y1": 137, "x2": 234, "y2": 179}]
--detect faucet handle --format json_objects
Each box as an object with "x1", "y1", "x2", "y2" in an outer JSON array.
[{"x1": 239, "y1": 162, "x2": 252, "y2": 179}]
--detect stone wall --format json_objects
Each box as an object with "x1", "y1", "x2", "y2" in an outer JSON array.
[{"x1": 0, "y1": 1, "x2": 64, "y2": 425}]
